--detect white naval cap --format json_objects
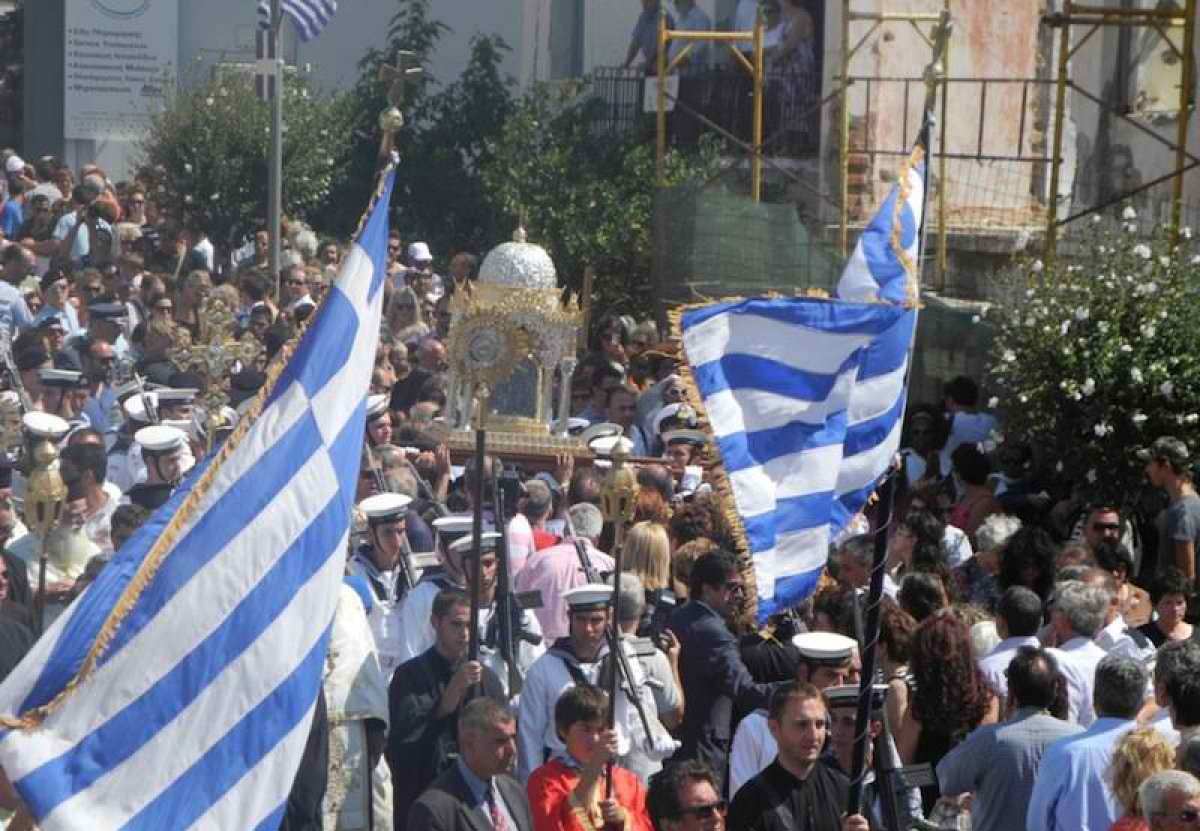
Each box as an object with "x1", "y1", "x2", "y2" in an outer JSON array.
[
  {"x1": 590, "y1": 434, "x2": 634, "y2": 458},
  {"x1": 791, "y1": 631, "x2": 857, "y2": 665},
  {"x1": 652, "y1": 402, "x2": 698, "y2": 436},
  {"x1": 432, "y1": 515, "x2": 474, "y2": 537},
  {"x1": 22, "y1": 411, "x2": 70, "y2": 440},
  {"x1": 566, "y1": 417, "x2": 590, "y2": 436},
  {"x1": 123, "y1": 392, "x2": 159, "y2": 423},
  {"x1": 663, "y1": 428, "x2": 708, "y2": 447},
  {"x1": 366, "y1": 394, "x2": 389, "y2": 420},
  {"x1": 579, "y1": 422, "x2": 623, "y2": 447},
  {"x1": 156, "y1": 388, "x2": 199, "y2": 404},
  {"x1": 447, "y1": 531, "x2": 501, "y2": 556},
  {"x1": 358, "y1": 492, "x2": 412, "y2": 523},
  {"x1": 563, "y1": 583, "x2": 614, "y2": 611},
  {"x1": 824, "y1": 683, "x2": 888, "y2": 711},
  {"x1": 38, "y1": 367, "x2": 85, "y2": 389},
  {"x1": 135, "y1": 425, "x2": 188, "y2": 454}
]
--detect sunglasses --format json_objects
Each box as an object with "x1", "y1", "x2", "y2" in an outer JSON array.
[
  {"x1": 1156, "y1": 810, "x2": 1200, "y2": 825},
  {"x1": 674, "y1": 802, "x2": 726, "y2": 820}
]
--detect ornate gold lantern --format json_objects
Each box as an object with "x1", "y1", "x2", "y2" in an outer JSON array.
[{"x1": 444, "y1": 227, "x2": 585, "y2": 457}]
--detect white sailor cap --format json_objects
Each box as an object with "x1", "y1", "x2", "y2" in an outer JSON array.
[
  {"x1": 791, "y1": 631, "x2": 857, "y2": 665},
  {"x1": 590, "y1": 434, "x2": 634, "y2": 458},
  {"x1": 663, "y1": 428, "x2": 708, "y2": 447},
  {"x1": 653, "y1": 402, "x2": 698, "y2": 436},
  {"x1": 38, "y1": 367, "x2": 85, "y2": 389},
  {"x1": 366, "y1": 394, "x2": 389, "y2": 420},
  {"x1": 563, "y1": 583, "x2": 614, "y2": 611},
  {"x1": 447, "y1": 531, "x2": 501, "y2": 557},
  {"x1": 566, "y1": 417, "x2": 590, "y2": 436},
  {"x1": 358, "y1": 492, "x2": 412, "y2": 523},
  {"x1": 123, "y1": 392, "x2": 158, "y2": 423},
  {"x1": 22, "y1": 411, "x2": 70, "y2": 440},
  {"x1": 579, "y1": 422, "x2": 623, "y2": 447},
  {"x1": 432, "y1": 515, "x2": 474, "y2": 537},
  {"x1": 136, "y1": 425, "x2": 188, "y2": 454},
  {"x1": 156, "y1": 388, "x2": 199, "y2": 404},
  {"x1": 113, "y1": 379, "x2": 143, "y2": 402},
  {"x1": 824, "y1": 684, "x2": 888, "y2": 711}
]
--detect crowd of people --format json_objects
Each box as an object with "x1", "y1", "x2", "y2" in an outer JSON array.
[{"x1": 0, "y1": 148, "x2": 1199, "y2": 831}]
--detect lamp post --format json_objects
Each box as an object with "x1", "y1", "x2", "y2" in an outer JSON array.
[{"x1": 598, "y1": 436, "x2": 639, "y2": 796}]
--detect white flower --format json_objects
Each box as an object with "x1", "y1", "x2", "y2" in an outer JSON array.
[
  {"x1": 1098, "y1": 321, "x2": 1109, "y2": 333},
  {"x1": 1141, "y1": 324, "x2": 1157, "y2": 338},
  {"x1": 1087, "y1": 469, "x2": 1098, "y2": 483},
  {"x1": 1075, "y1": 307, "x2": 1090, "y2": 321},
  {"x1": 1092, "y1": 214, "x2": 1103, "y2": 224},
  {"x1": 1031, "y1": 259, "x2": 1044, "y2": 273},
  {"x1": 1182, "y1": 226, "x2": 1193, "y2": 239},
  {"x1": 1132, "y1": 412, "x2": 1148, "y2": 425},
  {"x1": 972, "y1": 315, "x2": 981, "y2": 324},
  {"x1": 1081, "y1": 377, "x2": 1096, "y2": 396},
  {"x1": 1123, "y1": 206, "x2": 1138, "y2": 220},
  {"x1": 184, "y1": 194, "x2": 192, "y2": 204},
  {"x1": 1188, "y1": 414, "x2": 1200, "y2": 424},
  {"x1": 1094, "y1": 423, "x2": 1110, "y2": 437},
  {"x1": 1120, "y1": 343, "x2": 1133, "y2": 353},
  {"x1": 1160, "y1": 256, "x2": 1171, "y2": 267},
  {"x1": 987, "y1": 396, "x2": 999, "y2": 409},
  {"x1": 1126, "y1": 222, "x2": 1138, "y2": 234},
  {"x1": 1130, "y1": 367, "x2": 1144, "y2": 383},
  {"x1": 210, "y1": 192, "x2": 219, "y2": 201},
  {"x1": 1146, "y1": 281, "x2": 1159, "y2": 294},
  {"x1": 1002, "y1": 349, "x2": 1016, "y2": 363},
  {"x1": 1161, "y1": 380, "x2": 1175, "y2": 397},
  {"x1": 205, "y1": 97, "x2": 214, "y2": 107},
  {"x1": 183, "y1": 162, "x2": 193, "y2": 174},
  {"x1": 1132, "y1": 243, "x2": 1152, "y2": 260},
  {"x1": 1019, "y1": 394, "x2": 1028, "y2": 403},
  {"x1": 1191, "y1": 255, "x2": 1200, "y2": 265},
  {"x1": 1060, "y1": 320, "x2": 1070, "y2": 336},
  {"x1": 1055, "y1": 461, "x2": 1064, "y2": 473}
]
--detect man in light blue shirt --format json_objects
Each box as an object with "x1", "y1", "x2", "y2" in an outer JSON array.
[
  {"x1": 32, "y1": 268, "x2": 82, "y2": 335},
  {"x1": 977, "y1": 587, "x2": 1043, "y2": 701},
  {"x1": 0, "y1": 244, "x2": 36, "y2": 337},
  {"x1": 1026, "y1": 654, "x2": 1148, "y2": 831},
  {"x1": 940, "y1": 646, "x2": 1083, "y2": 831}
]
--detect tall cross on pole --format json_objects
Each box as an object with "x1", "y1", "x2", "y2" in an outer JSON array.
[
  {"x1": 376, "y1": 52, "x2": 423, "y2": 162},
  {"x1": 268, "y1": 0, "x2": 284, "y2": 299}
]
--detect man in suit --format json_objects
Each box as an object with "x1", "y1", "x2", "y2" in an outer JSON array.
[
  {"x1": 407, "y1": 697, "x2": 532, "y2": 831},
  {"x1": 669, "y1": 550, "x2": 782, "y2": 794}
]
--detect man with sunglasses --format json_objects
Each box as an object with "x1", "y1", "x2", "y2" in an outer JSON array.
[{"x1": 669, "y1": 551, "x2": 782, "y2": 795}]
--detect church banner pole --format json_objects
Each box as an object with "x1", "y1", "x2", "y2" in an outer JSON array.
[{"x1": 268, "y1": 0, "x2": 283, "y2": 297}]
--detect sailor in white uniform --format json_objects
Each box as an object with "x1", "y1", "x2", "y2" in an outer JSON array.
[{"x1": 347, "y1": 493, "x2": 414, "y2": 680}]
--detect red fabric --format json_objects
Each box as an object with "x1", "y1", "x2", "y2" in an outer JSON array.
[
  {"x1": 527, "y1": 759, "x2": 653, "y2": 831},
  {"x1": 533, "y1": 529, "x2": 561, "y2": 551},
  {"x1": 1109, "y1": 817, "x2": 1149, "y2": 831}
]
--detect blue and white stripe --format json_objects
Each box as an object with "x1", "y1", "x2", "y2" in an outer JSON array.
[
  {"x1": 836, "y1": 154, "x2": 925, "y2": 305},
  {"x1": 0, "y1": 173, "x2": 394, "y2": 830},
  {"x1": 257, "y1": 0, "x2": 338, "y2": 42}
]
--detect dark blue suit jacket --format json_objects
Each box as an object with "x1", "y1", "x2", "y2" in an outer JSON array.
[{"x1": 669, "y1": 600, "x2": 780, "y2": 792}]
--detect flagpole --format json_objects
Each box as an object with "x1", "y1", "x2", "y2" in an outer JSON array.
[
  {"x1": 269, "y1": 0, "x2": 283, "y2": 297},
  {"x1": 845, "y1": 16, "x2": 950, "y2": 823}
]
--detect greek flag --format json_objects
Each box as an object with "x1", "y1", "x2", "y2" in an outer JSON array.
[
  {"x1": 0, "y1": 172, "x2": 394, "y2": 829},
  {"x1": 257, "y1": 0, "x2": 338, "y2": 42},
  {"x1": 680, "y1": 148, "x2": 924, "y2": 621}
]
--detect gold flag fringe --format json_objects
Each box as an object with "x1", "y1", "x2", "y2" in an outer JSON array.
[
  {"x1": 668, "y1": 301, "x2": 760, "y2": 623},
  {"x1": 0, "y1": 162, "x2": 399, "y2": 730}
]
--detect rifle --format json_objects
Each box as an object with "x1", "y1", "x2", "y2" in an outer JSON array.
[
  {"x1": 490, "y1": 465, "x2": 522, "y2": 696},
  {"x1": 0, "y1": 324, "x2": 33, "y2": 415},
  {"x1": 565, "y1": 517, "x2": 657, "y2": 757}
]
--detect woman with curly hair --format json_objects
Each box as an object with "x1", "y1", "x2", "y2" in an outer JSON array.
[
  {"x1": 998, "y1": 525, "x2": 1059, "y2": 602},
  {"x1": 889, "y1": 509, "x2": 959, "y2": 605},
  {"x1": 897, "y1": 610, "x2": 997, "y2": 812},
  {"x1": 1108, "y1": 727, "x2": 1177, "y2": 830}
]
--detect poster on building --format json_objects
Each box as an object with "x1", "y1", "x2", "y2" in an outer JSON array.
[{"x1": 64, "y1": 0, "x2": 177, "y2": 141}]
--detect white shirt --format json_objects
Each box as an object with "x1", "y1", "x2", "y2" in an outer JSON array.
[
  {"x1": 729, "y1": 710, "x2": 776, "y2": 797},
  {"x1": 940, "y1": 410, "x2": 1000, "y2": 472},
  {"x1": 83, "y1": 481, "x2": 124, "y2": 555},
  {"x1": 192, "y1": 237, "x2": 215, "y2": 272},
  {"x1": 347, "y1": 550, "x2": 409, "y2": 679},
  {"x1": 943, "y1": 524, "x2": 974, "y2": 568},
  {"x1": 977, "y1": 635, "x2": 1041, "y2": 701},
  {"x1": 1048, "y1": 636, "x2": 1107, "y2": 726}
]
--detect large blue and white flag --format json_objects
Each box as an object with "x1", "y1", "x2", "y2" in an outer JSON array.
[
  {"x1": 0, "y1": 171, "x2": 394, "y2": 829},
  {"x1": 681, "y1": 147, "x2": 924, "y2": 620},
  {"x1": 257, "y1": 0, "x2": 338, "y2": 42}
]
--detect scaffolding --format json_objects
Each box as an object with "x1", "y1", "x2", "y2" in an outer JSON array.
[
  {"x1": 654, "y1": 13, "x2": 768, "y2": 201},
  {"x1": 1043, "y1": 0, "x2": 1198, "y2": 261}
]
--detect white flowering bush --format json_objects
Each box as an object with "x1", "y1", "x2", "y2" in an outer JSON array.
[
  {"x1": 986, "y1": 211, "x2": 1200, "y2": 501},
  {"x1": 138, "y1": 73, "x2": 354, "y2": 252}
]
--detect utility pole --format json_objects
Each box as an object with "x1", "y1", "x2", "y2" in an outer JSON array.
[{"x1": 268, "y1": 0, "x2": 283, "y2": 294}]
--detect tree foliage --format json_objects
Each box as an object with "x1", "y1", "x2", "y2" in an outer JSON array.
[
  {"x1": 137, "y1": 72, "x2": 353, "y2": 251},
  {"x1": 481, "y1": 84, "x2": 722, "y2": 313},
  {"x1": 986, "y1": 210, "x2": 1200, "y2": 505}
]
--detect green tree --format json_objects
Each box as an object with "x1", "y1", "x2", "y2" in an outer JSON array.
[
  {"x1": 481, "y1": 83, "x2": 721, "y2": 315},
  {"x1": 138, "y1": 72, "x2": 353, "y2": 253},
  {"x1": 985, "y1": 209, "x2": 1200, "y2": 506}
]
